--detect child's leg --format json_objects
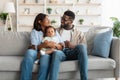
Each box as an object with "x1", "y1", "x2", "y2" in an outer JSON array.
[{"x1": 45, "y1": 48, "x2": 55, "y2": 54}]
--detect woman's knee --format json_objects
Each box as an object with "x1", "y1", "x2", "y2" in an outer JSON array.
[{"x1": 25, "y1": 49, "x2": 37, "y2": 57}]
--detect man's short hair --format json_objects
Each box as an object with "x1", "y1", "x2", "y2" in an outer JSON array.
[{"x1": 64, "y1": 10, "x2": 75, "y2": 20}]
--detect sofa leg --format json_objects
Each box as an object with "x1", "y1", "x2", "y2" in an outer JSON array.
[{"x1": 115, "y1": 78, "x2": 120, "y2": 80}]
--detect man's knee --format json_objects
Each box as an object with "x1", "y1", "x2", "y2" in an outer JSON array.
[
  {"x1": 52, "y1": 50, "x2": 65, "y2": 60},
  {"x1": 76, "y1": 44, "x2": 88, "y2": 56},
  {"x1": 76, "y1": 44, "x2": 87, "y2": 51}
]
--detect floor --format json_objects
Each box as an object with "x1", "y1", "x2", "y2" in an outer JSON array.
[
  {"x1": 89, "y1": 78, "x2": 115, "y2": 80},
  {"x1": 59, "y1": 78, "x2": 115, "y2": 80}
]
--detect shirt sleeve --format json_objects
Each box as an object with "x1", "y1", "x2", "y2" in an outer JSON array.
[
  {"x1": 79, "y1": 32, "x2": 87, "y2": 45},
  {"x1": 30, "y1": 29, "x2": 38, "y2": 46}
]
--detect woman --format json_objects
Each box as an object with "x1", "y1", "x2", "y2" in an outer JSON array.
[{"x1": 20, "y1": 13, "x2": 64, "y2": 80}]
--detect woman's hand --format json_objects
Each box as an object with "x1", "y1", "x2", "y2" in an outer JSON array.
[
  {"x1": 28, "y1": 45, "x2": 36, "y2": 50},
  {"x1": 45, "y1": 41, "x2": 56, "y2": 48},
  {"x1": 37, "y1": 41, "x2": 56, "y2": 51}
]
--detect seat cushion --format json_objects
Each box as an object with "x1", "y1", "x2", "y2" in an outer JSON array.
[
  {"x1": 59, "y1": 55, "x2": 116, "y2": 72},
  {"x1": 0, "y1": 56, "x2": 38, "y2": 72},
  {"x1": 0, "y1": 55, "x2": 116, "y2": 72}
]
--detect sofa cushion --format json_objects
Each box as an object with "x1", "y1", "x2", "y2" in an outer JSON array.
[
  {"x1": 0, "y1": 31, "x2": 30, "y2": 56},
  {"x1": 0, "y1": 55, "x2": 116, "y2": 72},
  {"x1": 85, "y1": 26, "x2": 112, "y2": 55},
  {"x1": 92, "y1": 30, "x2": 113, "y2": 58}
]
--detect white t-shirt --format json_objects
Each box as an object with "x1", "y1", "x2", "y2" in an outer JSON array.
[
  {"x1": 61, "y1": 29, "x2": 71, "y2": 41},
  {"x1": 42, "y1": 36, "x2": 60, "y2": 44}
]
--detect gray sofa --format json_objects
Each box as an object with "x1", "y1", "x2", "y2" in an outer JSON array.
[{"x1": 0, "y1": 27, "x2": 119, "y2": 80}]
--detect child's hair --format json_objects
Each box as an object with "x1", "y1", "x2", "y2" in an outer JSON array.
[{"x1": 44, "y1": 26, "x2": 56, "y2": 37}]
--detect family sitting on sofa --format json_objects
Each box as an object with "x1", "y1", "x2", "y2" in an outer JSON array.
[{"x1": 20, "y1": 10, "x2": 88, "y2": 80}]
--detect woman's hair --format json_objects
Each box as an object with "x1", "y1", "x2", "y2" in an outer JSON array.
[
  {"x1": 33, "y1": 13, "x2": 47, "y2": 31},
  {"x1": 44, "y1": 26, "x2": 56, "y2": 37}
]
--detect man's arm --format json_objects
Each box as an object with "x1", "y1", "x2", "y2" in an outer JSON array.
[{"x1": 55, "y1": 43, "x2": 65, "y2": 50}]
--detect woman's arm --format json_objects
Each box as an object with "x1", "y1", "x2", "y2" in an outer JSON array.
[
  {"x1": 28, "y1": 30, "x2": 38, "y2": 50},
  {"x1": 37, "y1": 41, "x2": 57, "y2": 51},
  {"x1": 29, "y1": 29, "x2": 47, "y2": 50}
]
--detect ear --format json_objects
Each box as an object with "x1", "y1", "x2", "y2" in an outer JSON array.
[{"x1": 38, "y1": 20, "x2": 41, "y2": 24}]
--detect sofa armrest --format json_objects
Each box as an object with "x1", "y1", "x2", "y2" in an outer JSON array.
[{"x1": 110, "y1": 37, "x2": 120, "y2": 78}]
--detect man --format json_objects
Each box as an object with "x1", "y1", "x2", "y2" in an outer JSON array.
[{"x1": 49, "y1": 10, "x2": 88, "y2": 80}]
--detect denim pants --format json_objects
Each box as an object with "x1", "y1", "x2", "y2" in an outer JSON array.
[
  {"x1": 20, "y1": 49, "x2": 65, "y2": 80},
  {"x1": 50, "y1": 44, "x2": 88, "y2": 80}
]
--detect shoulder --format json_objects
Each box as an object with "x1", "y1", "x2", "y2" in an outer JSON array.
[
  {"x1": 56, "y1": 27, "x2": 62, "y2": 32},
  {"x1": 31, "y1": 29, "x2": 43, "y2": 34},
  {"x1": 73, "y1": 27, "x2": 85, "y2": 36}
]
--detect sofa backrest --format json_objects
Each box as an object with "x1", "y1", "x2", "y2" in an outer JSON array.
[
  {"x1": 0, "y1": 26, "x2": 112, "y2": 56},
  {"x1": 85, "y1": 26, "x2": 112, "y2": 55},
  {"x1": 0, "y1": 31, "x2": 30, "y2": 56}
]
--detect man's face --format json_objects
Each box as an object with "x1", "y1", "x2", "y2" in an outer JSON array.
[{"x1": 61, "y1": 15, "x2": 73, "y2": 29}]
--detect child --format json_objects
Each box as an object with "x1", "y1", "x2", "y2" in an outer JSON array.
[{"x1": 37, "y1": 26, "x2": 64, "y2": 59}]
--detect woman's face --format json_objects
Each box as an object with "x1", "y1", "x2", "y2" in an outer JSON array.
[{"x1": 40, "y1": 16, "x2": 50, "y2": 28}]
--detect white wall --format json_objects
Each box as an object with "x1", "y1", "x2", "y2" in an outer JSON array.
[
  {"x1": 0, "y1": 0, "x2": 120, "y2": 30},
  {"x1": 101, "y1": 0, "x2": 120, "y2": 27}
]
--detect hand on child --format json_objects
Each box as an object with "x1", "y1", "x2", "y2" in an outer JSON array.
[
  {"x1": 64, "y1": 40, "x2": 75, "y2": 49},
  {"x1": 45, "y1": 41, "x2": 56, "y2": 48}
]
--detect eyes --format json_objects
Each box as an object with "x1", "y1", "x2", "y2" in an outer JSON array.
[
  {"x1": 61, "y1": 17, "x2": 70, "y2": 22},
  {"x1": 47, "y1": 28, "x2": 54, "y2": 34},
  {"x1": 47, "y1": 30, "x2": 54, "y2": 33}
]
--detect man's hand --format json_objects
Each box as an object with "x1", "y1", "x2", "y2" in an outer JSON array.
[{"x1": 64, "y1": 40, "x2": 75, "y2": 49}]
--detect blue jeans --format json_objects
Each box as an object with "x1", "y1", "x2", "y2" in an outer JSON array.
[
  {"x1": 49, "y1": 44, "x2": 88, "y2": 80},
  {"x1": 20, "y1": 49, "x2": 65, "y2": 80}
]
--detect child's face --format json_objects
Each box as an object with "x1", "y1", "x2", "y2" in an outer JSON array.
[{"x1": 46, "y1": 28, "x2": 55, "y2": 37}]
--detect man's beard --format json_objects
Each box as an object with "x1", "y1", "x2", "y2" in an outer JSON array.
[{"x1": 61, "y1": 24, "x2": 69, "y2": 30}]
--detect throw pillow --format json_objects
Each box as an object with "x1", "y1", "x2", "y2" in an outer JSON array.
[
  {"x1": 92, "y1": 30, "x2": 113, "y2": 58},
  {"x1": 85, "y1": 26, "x2": 112, "y2": 55}
]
